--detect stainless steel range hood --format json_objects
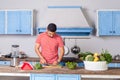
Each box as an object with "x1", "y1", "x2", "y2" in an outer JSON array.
[{"x1": 38, "y1": 6, "x2": 93, "y2": 37}]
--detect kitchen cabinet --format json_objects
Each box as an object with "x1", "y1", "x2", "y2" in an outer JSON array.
[
  {"x1": 97, "y1": 10, "x2": 120, "y2": 36},
  {"x1": 56, "y1": 74, "x2": 80, "y2": 80},
  {"x1": 30, "y1": 74, "x2": 81, "y2": 80},
  {"x1": 77, "y1": 62, "x2": 84, "y2": 67},
  {"x1": 0, "y1": 11, "x2": 5, "y2": 34},
  {"x1": 7, "y1": 10, "x2": 33, "y2": 35},
  {"x1": 0, "y1": 10, "x2": 33, "y2": 35},
  {"x1": 0, "y1": 61, "x2": 10, "y2": 66},
  {"x1": 108, "y1": 63, "x2": 120, "y2": 68},
  {"x1": 30, "y1": 74, "x2": 55, "y2": 80}
]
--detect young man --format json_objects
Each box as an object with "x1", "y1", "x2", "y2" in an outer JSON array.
[{"x1": 35, "y1": 23, "x2": 64, "y2": 65}]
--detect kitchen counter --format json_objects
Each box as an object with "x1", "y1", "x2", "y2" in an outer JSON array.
[
  {"x1": 0, "y1": 66, "x2": 119, "y2": 79},
  {"x1": 0, "y1": 57, "x2": 120, "y2": 79},
  {"x1": 0, "y1": 57, "x2": 120, "y2": 63}
]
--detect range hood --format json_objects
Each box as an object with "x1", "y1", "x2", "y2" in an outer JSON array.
[
  {"x1": 38, "y1": 27, "x2": 92, "y2": 36},
  {"x1": 38, "y1": 6, "x2": 93, "y2": 37}
]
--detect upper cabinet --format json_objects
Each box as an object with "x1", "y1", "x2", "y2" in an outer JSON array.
[
  {"x1": 0, "y1": 11, "x2": 5, "y2": 34},
  {"x1": 0, "y1": 10, "x2": 33, "y2": 35},
  {"x1": 97, "y1": 10, "x2": 120, "y2": 36}
]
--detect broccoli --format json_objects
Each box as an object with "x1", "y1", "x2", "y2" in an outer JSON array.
[
  {"x1": 34, "y1": 63, "x2": 42, "y2": 70},
  {"x1": 66, "y1": 62, "x2": 77, "y2": 69}
]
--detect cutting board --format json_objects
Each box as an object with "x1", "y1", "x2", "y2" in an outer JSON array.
[{"x1": 43, "y1": 65, "x2": 62, "y2": 68}]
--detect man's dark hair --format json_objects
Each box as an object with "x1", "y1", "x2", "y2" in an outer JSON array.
[{"x1": 47, "y1": 23, "x2": 57, "y2": 32}]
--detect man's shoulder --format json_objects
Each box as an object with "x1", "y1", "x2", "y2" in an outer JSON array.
[
  {"x1": 55, "y1": 34, "x2": 62, "y2": 39},
  {"x1": 38, "y1": 32, "x2": 46, "y2": 36},
  {"x1": 55, "y1": 34, "x2": 61, "y2": 37}
]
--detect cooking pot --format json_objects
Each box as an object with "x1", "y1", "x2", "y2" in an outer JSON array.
[
  {"x1": 71, "y1": 39, "x2": 80, "y2": 54},
  {"x1": 71, "y1": 45, "x2": 80, "y2": 54}
]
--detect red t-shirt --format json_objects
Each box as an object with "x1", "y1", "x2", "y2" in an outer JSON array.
[{"x1": 35, "y1": 32, "x2": 64, "y2": 64}]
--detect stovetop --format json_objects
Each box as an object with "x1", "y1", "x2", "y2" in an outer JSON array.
[{"x1": 62, "y1": 57, "x2": 82, "y2": 62}]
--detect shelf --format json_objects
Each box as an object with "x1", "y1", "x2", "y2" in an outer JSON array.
[{"x1": 37, "y1": 27, "x2": 93, "y2": 36}]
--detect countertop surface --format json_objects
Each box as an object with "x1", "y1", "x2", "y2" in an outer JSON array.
[
  {"x1": 0, "y1": 57, "x2": 120, "y2": 78},
  {"x1": 0, "y1": 66, "x2": 119, "y2": 75},
  {"x1": 0, "y1": 66, "x2": 119, "y2": 79},
  {"x1": 0, "y1": 57, "x2": 120, "y2": 63}
]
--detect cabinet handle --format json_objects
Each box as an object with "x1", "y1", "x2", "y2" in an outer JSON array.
[
  {"x1": 19, "y1": 30, "x2": 22, "y2": 32},
  {"x1": 109, "y1": 31, "x2": 112, "y2": 33},
  {"x1": 113, "y1": 31, "x2": 115, "y2": 33},
  {"x1": 4, "y1": 62, "x2": 6, "y2": 64},
  {"x1": 16, "y1": 30, "x2": 18, "y2": 32}
]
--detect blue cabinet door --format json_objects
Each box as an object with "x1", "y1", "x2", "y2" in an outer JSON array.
[
  {"x1": 113, "y1": 11, "x2": 120, "y2": 35},
  {"x1": 19, "y1": 11, "x2": 32, "y2": 34},
  {"x1": 30, "y1": 74, "x2": 55, "y2": 80},
  {"x1": 7, "y1": 11, "x2": 32, "y2": 34},
  {"x1": 56, "y1": 74, "x2": 81, "y2": 80},
  {"x1": 0, "y1": 61, "x2": 10, "y2": 66},
  {"x1": 0, "y1": 11, "x2": 5, "y2": 34},
  {"x1": 7, "y1": 11, "x2": 20, "y2": 34},
  {"x1": 30, "y1": 74, "x2": 81, "y2": 80},
  {"x1": 98, "y1": 11, "x2": 113, "y2": 36}
]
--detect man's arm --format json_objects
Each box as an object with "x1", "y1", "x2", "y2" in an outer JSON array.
[
  {"x1": 58, "y1": 46, "x2": 64, "y2": 62},
  {"x1": 35, "y1": 43, "x2": 46, "y2": 64}
]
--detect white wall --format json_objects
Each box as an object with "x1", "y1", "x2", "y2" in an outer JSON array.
[{"x1": 0, "y1": 0, "x2": 120, "y2": 58}]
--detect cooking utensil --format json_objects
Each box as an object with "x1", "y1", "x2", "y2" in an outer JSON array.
[
  {"x1": 18, "y1": 51, "x2": 27, "y2": 59},
  {"x1": 63, "y1": 38, "x2": 69, "y2": 55},
  {"x1": 71, "y1": 39, "x2": 80, "y2": 54},
  {"x1": 43, "y1": 65, "x2": 62, "y2": 68},
  {"x1": 114, "y1": 54, "x2": 120, "y2": 60}
]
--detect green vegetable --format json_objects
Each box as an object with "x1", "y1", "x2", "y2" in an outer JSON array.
[
  {"x1": 101, "y1": 49, "x2": 112, "y2": 64},
  {"x1": 78, "y1": 52, "x2": 93, "y2": 60},
  {"x1": 66, "y1": 62, "x2": 77, "y2": 69},
  {"x1": 79, "y1": 49, "x2": 112, "y2": 64},
  {"x1": 99, "y1": 55, "x2": 106, "y2": 61},
  {"x1": 34, "y1": 63, "x2": 42, "y2": 70},
  {"x1": 85, "y1": 55, "x2": 94, "y2": 61}
]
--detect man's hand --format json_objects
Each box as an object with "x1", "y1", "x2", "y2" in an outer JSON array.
[
  {"x1": 40, "y1": 58, "x2": 47, "y2": 64},
  {"x1": 52, "y1": 61, "x2": 59, "y2": 66}
]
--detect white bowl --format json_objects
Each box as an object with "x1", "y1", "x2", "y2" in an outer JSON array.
[{"x1": 84, "y1": 61, "x2": 108, "y2": 71}]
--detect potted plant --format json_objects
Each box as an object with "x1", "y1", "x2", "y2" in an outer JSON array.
[{"x1": 78, "y1": 49, "x2": 112, "y2": 71}]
